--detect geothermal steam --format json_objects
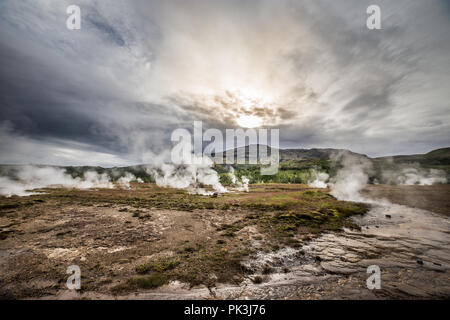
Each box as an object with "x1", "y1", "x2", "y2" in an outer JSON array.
[
  {"x1": 329, "y1": 152, "x2": 373, "y2": 202},
  {"x1": 1, "y1": 150, "x2": 446, "y2": 198},
  {"x1": 228, "y1": 167, "x2": 249, "y2": 192},
  {"x1": 145, "y1": 152, "x2": 228, "y2": 196},
  {"x1": 308, "y1": 169, "x2": 329, "y2": 188},
  {"x1": 147, "y1": 156, "x2": 249, "y2": 195},
  {"x1": 0, "y1": 165, "x2": 139, "y2": 197},
  {"x1": 380, "y1": 164, "x2": 447, "y2": 185},
  {"x1": 329, "y1": 152, "x2": 447, "y2": 202},
  {"x1": 148, "y1": 162, "x2": 226, "y2": 196}
]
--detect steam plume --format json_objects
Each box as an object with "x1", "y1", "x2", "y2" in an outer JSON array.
[
  {"x1": 228, "y1": 167, "x2": 249, "y2": 192},
  {"x1": 0, "y1": 165, "x2": 139, "y2": 197},
  {"x1": 329, "y1": 152, "x2": 372, "y2": 202},
  {"x1": 308, "y1": 169, "x2": 329, "y2": 188},
  {"x1": 380, "y1": 163, "x2": 447, "y2": 185},
  {"x1": 146, "y1": 154, "x2": 228, "y2": 196}
]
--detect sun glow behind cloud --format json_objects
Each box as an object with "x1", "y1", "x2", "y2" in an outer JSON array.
[{"x1": 236, "y1": 114, "x2": 263, "y2": 128}]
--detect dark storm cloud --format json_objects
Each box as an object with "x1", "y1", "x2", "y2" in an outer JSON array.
[
  {"x1": 0, "y1": 0, "x2": 449, "y2": 165},
  {"x1": 0, "y1": 38, "x2": 122, "y2": 155},
  {"x1": 0, "y1": 0, "x2": 174, "y2": 165}
]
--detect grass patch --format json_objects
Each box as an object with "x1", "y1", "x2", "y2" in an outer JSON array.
[
  {"x1": 129, "y1": 273, "x2": 167, "y2": 289},
  {"x1": 135, "y1": 259, "x2": 180, "y2": 274}
]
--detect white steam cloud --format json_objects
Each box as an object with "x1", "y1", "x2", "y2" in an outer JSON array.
[
  {"x1": 228, "y1": 167, "x2": 249, "y2": 192},
  {"x1": 116, "y1": 172, "x2": 142, "y2": 188},
  {"x1": 329, "y1": 152, "x2": 373, "y2": 202},
  {"x1": 146, "y1": 154, "x2": 228, "y2": 196},
  {"x1": 380, "y1": 164, "x2": 447, "y2": 186},
  {"x1": 0, "y1": 166, "x2": 140, "y2": 197},
  {"x1": 329, "y1": 152, "x2": 447, "y2": 203},
  {"x1": 308, "y1": 169, "x2": 329, "y2": 189}
]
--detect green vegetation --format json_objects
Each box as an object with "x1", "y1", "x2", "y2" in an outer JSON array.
[
  {"x1": 136, "y1": 259, "x2": 180, "y2": 274},
  {"x1": 216, "y1": 159, "x2": 333, "y2": 185},
  {"x1": 129, "y1": 273, "x2": 167, "y2": 289},
  {"x1": 0, "y1": 198, "x2": 45, "y2": 211}
]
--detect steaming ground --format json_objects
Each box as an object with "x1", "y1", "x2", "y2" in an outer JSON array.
[
  {"x1": 0, "y1": 153, "x2": 449, "y2": 299},
  {"x1": 0, "y1": 166, "x2": 136, "y2": 197},
  {"x1": 0, "y1": 163, "x2": 250, "y2": 197},
  {"x1": 0, "y1": 161, "x2": 443, "y2": 198}
]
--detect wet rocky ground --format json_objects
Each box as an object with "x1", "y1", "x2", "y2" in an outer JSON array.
[{"x1": 220, "y1": 203, "x2": 450, "y2": 299}]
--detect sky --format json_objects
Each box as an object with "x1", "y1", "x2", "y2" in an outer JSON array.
[{"x1": 0, "y1": 0, "x2": 449, "y2": 166}]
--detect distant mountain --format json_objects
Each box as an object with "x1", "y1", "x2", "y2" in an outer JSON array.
[
  {"x1": 1, "y1": 147, "x2": 449, "y2": 172},
  {"x1": 374, "y1": 147, "x2": 450, "y2": 166},
  {"x1": 231, "y1": 145, "x2": 450, "y2": 165},
  {"x1": 279, "y1": 148, "x2": 368, "y2": 161},
  {"x1": 214, "y1": 145, "x2": 368, "y2": 163}
]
